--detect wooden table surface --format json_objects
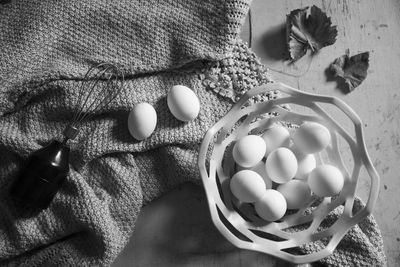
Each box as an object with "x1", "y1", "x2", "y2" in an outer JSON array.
[{"x1": 113, "y1": 1, "x2": 400, "y2": 266}]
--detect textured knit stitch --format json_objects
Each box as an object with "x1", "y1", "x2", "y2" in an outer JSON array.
[
  {"x1": 0, "y1": 0, "x2": 386, "y2": 266},
  {"x1": 200, "y1": 42, "x2": 273, "y2": 102}
]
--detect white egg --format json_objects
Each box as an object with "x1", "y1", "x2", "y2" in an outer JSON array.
[
  {"x1": 261, "y1": 125, "x2": 290, "y2": 157},
  {"x1": 233, "y1": 135, "x2": 266, "y2": 168},
  {"x1": 167, "y1": 85, "x2": 200, "y2": 122},
  {"x1": 289, "y1": 144, "x2": 317, "y2": 180},
  {"x1": 254, "y1": 189, "x2": 287, "y2": 221},
  {"x1": 308, "y1": 164, "x2": 344, "y2": 197},
  {"x1": 265, "y1": 147, "x2": 298, "y2": 184},
  {"x1": 292, "y1": 122, "x2": 331, "y2": 154},
  {"x1": 230, "y1": 170, "x2": 266, "y2": 203},
  {"x1": 237, "y1": 161, "x2": 272, "y2": 189},
  {"x1": 296, "y1": 154, "x2": 316, "y2": 180},
  {"x1": 277, "y1": 180, "x2": 311, "y2": 209},
  {"x1": 128, "y1": 103, "x2": 157, "y2": 141}
]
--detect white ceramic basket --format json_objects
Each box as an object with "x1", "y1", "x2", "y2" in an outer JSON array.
[{"x1": 198, "y1": 82, "x2": 380, "y2": 264}]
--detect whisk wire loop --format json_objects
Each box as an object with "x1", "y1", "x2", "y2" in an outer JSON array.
[
  {"x1": 72, "y1": 65, "x2": 112, "y2": 124},
  {"x1": 71, "y1": 66, "x2": 104, "y2": 123},
  {"x1": 75, "y1": 70, "x2": 119, "y2": 124},
  {"x1": 67, "y1": 63, "x2": 124, "y2": 139}
]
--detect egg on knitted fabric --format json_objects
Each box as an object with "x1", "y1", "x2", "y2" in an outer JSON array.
[
  {"x1": 167, "y1": 85, "x2": 200, "y2": 122},
  {"x1": 233, "y1": 135, "x2": 266, "y2": 168},
  {"x1": 128, "y1": 103, "x2": 157, "y2": 141},
  {"x1": 230, "y1": 170, "x2": 266, "y2": 203}
]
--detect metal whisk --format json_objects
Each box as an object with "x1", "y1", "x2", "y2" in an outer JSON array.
[{"x1": 10, "y1": 63, "x2": 125, "y2": 211}]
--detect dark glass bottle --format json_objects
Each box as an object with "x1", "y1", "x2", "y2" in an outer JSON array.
[{"x1": 10, "y1": 140, "x2": 70, "y2": 211}]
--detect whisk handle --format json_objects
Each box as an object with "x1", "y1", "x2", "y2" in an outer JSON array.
[{"x1": 10, "y1": 140, "x2": 70, "y2": 211}]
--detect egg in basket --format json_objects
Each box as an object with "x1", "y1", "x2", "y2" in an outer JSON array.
[{"x1": 198, "y1": 82, "x2": 380, "y2": 264}]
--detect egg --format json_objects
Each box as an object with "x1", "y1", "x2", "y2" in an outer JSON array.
[
  {"x1": 167, "y1": 85, "x2": 200, "y2": 122},
  {"x1": 254, "y1": 189, "x2": 287, "y2": 221},
  {"x1": 290, "y1": 144, "x2": 316, "y2": 180},
  {"x1": 261, "y1": 125, "x2": 290, "y2": 157},
  {"x1": 277, "y1": 180, "x2": 311, "y2": 209},
  {"x1": 230, "y1": 170, "x2": 266, "y2": 203},
  {"x1": 237, "y1": 161, "x2": 272, "y2": 189},
  {"x1": 128, "y1": 103, "x2": 157, "y2": 140},
  {"x1": 292, "y1": 122, "x2": 331, "y2": 154},
  {"x1": 233, "y1": 135, "x2": 266, "y2": 168},
  {"x1": 265, "y1": 147, "x2": 298, "y2": 184},
  {"x1": 296, "y1": 154, "x2": 316, "y2": 180},
  {"x1": 308, "y1": 164, "x2": 344, "y2": 197}
]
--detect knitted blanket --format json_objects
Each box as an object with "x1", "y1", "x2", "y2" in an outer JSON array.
[{"x1": 0, "y1": 0, "x2": 386, "y2": 266}]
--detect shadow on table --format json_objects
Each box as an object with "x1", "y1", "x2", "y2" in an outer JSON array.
[
  {"x1": 113, "y1": 183, "x2": 292, "y2": 266},
  {"x1": 257, "y1": 23, "x2": 289, "y2": 62}
]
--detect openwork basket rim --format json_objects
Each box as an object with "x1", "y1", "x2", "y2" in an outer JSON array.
[{"x1": 198, "y1": 82, "x2": 380, "y2": 264}]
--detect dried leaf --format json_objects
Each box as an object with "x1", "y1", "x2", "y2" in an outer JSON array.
[
  {"x1": 286, "y1": 5, "x2": 338, "y2": 61},
  {"x1": 329, "y1": 49, "x2": 369, "y2": 93}
]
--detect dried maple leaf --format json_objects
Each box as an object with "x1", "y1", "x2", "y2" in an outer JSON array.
[
  {"x1": 286, "y1": 5, "x2": 338, "y2": 61},
  {"x1": 329, "y1": 49, "x2": 369, "y2": 93}
]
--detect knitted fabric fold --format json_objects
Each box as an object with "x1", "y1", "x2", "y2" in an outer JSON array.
[
  {"x1": 0, "y1": 0, "x2": 249, "y2": 115},
  {"x1": 0, "y1": 0, "x2": 387, "y2": 266},
  {"x1": 0, "y1": 0, "x2": 253, "y2": 265}
]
